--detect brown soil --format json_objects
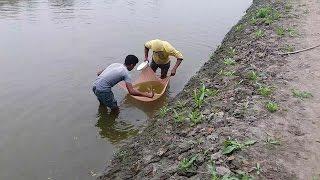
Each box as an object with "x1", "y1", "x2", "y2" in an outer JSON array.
[{"x1": 98, "y1": 0, "x2": 320, "y2": 179}]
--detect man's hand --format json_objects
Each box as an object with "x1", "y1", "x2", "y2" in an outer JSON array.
[
  {"x1": 147, "y1": 91, "x2": 154, "y2": 98},
  {"x1": 170, "y1": 68, "x2": 177, "y2": 76}
]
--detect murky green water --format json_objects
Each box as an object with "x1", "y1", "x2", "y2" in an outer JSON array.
[{"x1": 0, "y1": 0, "x2": 251, "y2": 179}]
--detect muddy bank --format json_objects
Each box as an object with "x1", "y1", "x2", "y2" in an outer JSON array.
[{"x1": 98, "y1": 0, "x2": 319, "y2": 179}]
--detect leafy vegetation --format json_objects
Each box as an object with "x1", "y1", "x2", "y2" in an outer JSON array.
[
  {"x1": 159, "y1": 106, "x2": 170, "y2": 118},
  {"x1": 265, "y1": 102, "x2": 279, "y2": 112},
  {"x1": 193, "y1": 84, "x2": 207, "y2": 108},
  {"x1": 227, "y1": 47, "x2": 236, "y2": 57},
  {"x1": 224, "y1": 58, "x2": 236, "y2": 66},
  {"x1": 222, "y1": 139, "x2": 257, "y2": 155},
  {"x1": 254, "y1": 7, "x2": 281, "y2": 25},
  {"x1": 265, "y1": 136, "x2": 281, "y2": 145},
  {"x1": 247, "y1": 71, "x2": 259, "y2": 81},
  {"x1": 276, "y1": 27, "x2": 285, "y2": 36},
  {"x1": 287, "y1": 27, "x2": 297, "y2": 37},
  {"x1": 281, "y1": 44, "x2": 295, "y2": 52},
  {"x1": 173, "y1": 109, "x2": 185, "y2": 123},
  {"x1": 258, "y1": 85, "x2": 272, "y2": 97},
  {"x1": 178, "y1": 155, "x2": 198, "y2": 172},
  {"x1": 235, "y1": 24, "x2": 245, "y2": 32},
  {"x1": 292, "y1": 89, "x2": 312, "y2": 99},
  {"x1": 255, "y1": 29, "x2": 265, "y2": 38},
  {"x1": 189, "y1": 110, "x2": 203, "y2": 126}
]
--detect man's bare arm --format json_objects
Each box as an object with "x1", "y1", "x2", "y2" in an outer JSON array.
[
  {"x1": 125, "y1": 82, "x2": 154, "y2": 98},
  {"x1": 144, "y1": 46, "x2": 149, "y2": 61},
  {"x1": 170, "y1": 58, "x2": 183, "y2": 76},
  {"x1": 97, "y1": 68, "x2": 106, "y2": 76}
]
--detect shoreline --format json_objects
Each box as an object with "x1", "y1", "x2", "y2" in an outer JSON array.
[{"x1": 98, "y1": 0, "x2": 320, "y2": 178}]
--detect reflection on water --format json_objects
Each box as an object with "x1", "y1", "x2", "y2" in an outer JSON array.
[
  {"x1": 0, "y1": 0, "x2": 252, "y2": 178},
  {"x1": 95, "y1": 105, "x2": 138, "y2": 143},
  {"x1": 96, "y1": 88, "x2": 168, "y2": 144},
  {"x1": 123, "y1": 89, "x2": 168, "y2": 118}
]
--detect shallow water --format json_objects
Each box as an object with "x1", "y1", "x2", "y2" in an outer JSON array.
[
  {"x1": 135, "y1": 81, "x2": 165, "y2": 94},
  {"x1": 0, "y1": 0, "x2": 251, "y2": 179}
]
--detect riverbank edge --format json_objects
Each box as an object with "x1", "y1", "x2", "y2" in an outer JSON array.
[{"x1": 98, "y1": 0, "x2": 303, "y2": 179}]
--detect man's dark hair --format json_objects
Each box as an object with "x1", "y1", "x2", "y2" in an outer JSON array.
[{"x1": 125, "y1": 55, "x2": 139, "y2": 65}]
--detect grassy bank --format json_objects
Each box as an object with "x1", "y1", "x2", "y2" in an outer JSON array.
[{"x1": 98, "y1": 0, "x2": 311, "y2": 179}]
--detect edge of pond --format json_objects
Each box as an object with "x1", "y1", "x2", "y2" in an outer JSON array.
[{"x1": 97, "y1": 0, "x2": 303, "y2": 178}]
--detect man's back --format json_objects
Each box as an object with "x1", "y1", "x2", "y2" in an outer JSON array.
[{"x1": 93, "y1": 63, "x2": 131, "y2": 91}]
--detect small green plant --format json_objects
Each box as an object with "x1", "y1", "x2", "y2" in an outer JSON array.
[
  {"x1": 222, "y1": 139, "x2": 257, "y2": 155},
  {"x1": 173, "y1": 109, "x2": 185, "y2": 123},
  {"x1": 276, "y1": 27, "x2": 285, "y2": 36},
  {"x1": 175, "y1": 101, "x2": 186, "y2": 109},
  {"x1": 292, "y1": 89, "x2": 313, "y2": 99},
  {"x1": 189, "y1": 110, "x2": 203, "y2": 126},
  {"x1": 255, "y1": 29, "x2": 265, "y2": 38},
  {"x1": 247, "y1": 71, "x2": 259, "y2": 81},
  {"x1": 227, "y1": 47, "x2": 236, "y2": 57},
  {"x1": 265, "y1": 102, "x2": 279, "y2": 112},
  {"x1": 224, "y1": 58, "x2": 236, "y2": 65},
  {"x1": 178, "y1": 155, "x2": 197, "y2": 172},
  {"x1": 255, "y1": 163, "x2": 262, "y2": 175},
  {"x1": 265, "y1": 136, "x2": 281, "y2": 145},
  {"x1": 285, "y1": 4, "x2": 293, "y2": 12},
  {"x1": 255, "y1": 7, "x2": 280, "y2": 25},
  {"x1": 258, "y1": 85, "x2": 272, "y2": 97},
  {"x1": 193, "y1": 84, "x2": 207, "y2": 108},
  {"x1": 207, "y1": 162, "x2": 219, "y2": 180},
  {"x1": 256, "y1": 7, "x2": 272, "y2": 18},
  {"x1": 287, "y1": 27, "x2": 297, "y2": 37},
  {"x1": 159, "y1": 106, "x2": 170, "y2": 118},
  {"x1": 250, "y1": 16, "x2": 258, "y2": 25},
  {"x1": 236, "y1": 24, "x2": 245, "y2": 32},
  {"x1": 282, "y1": 44, "x2": 295, "y2": 52},
  {"x1": 220, "y1": 70, "x2": 236, "y2": 77}
]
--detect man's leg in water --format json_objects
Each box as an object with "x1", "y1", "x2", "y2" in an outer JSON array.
[
  {"x1": 95, "y1": 89, "x2": 119, "y2": 114},
  {"x1": 159, "y1": 61, "x2": 170, "y2": 79}
]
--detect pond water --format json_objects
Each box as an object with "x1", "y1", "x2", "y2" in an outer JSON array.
[{"x1": 0, "y1": 0, "x2": 251, "y2": 179}]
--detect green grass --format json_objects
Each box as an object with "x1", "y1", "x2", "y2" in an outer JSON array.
[
  {"x1": 159, "y1": 106, "x2": 170, "y2": 118},
  {"x1": 188, "y1": 110, "x2": 203, "y2": 126},
  {"x1": 247, "y1": 71, "x2": 259, "y2": 81},
  {"x1": 265, "y1": 136, "x2": 281, "y2": 145},
  {"x1": 265, "y1": 102, "x2": 279, "y2": 112},
  {"x1": 276, "y1": 27, "x2": 285, "y2": 36},
  {"x1": 207, "y1": 162, "x2": 219, "y2": 180},
  {"x1": 223, "y1": 58, "x2": 236, "y2": 65},
  {"x1": 292, "y1": 89, "x2": 312, "y2": 99},
  {"x1": 285, "y1": 4, "x2": 293, "y2": 12},
  {"x1": 227, "y1": 47, "x2": 236, "y2": 57},
  {"x1": 178, "y1": 155, "x2": 197, "y2": 172},
  {"x1": 282, "y1": 44, "x2": 295, "y2": 52},
  {"x1": 173, "y1": 109, "x2": 185, "y2": 123},
  {"x1": 175, "y1": 101, "x2": 186, "y2": 109},
  {"x1": 222, "y1": 139, "x2": 257, "y2": 155},
  {"x1": 287, "y1": 27, "x2": 298, "y2": 37},
  {"x1": 255, "y1": 29, "x2": 265, "y2": 38},
  {"x1": 258, "y1": 85, "x2": 273, "y2": 97},
  {"x1": 220, "y1": 70, "x2": 236, "y2": 77},
  {"x1": 235, "y1": 24, "x2": 245, "y2": 32},
  {"x1": 193, "y1": 84, "x2": 207, "y2": 108},
  {"x1": 255, "y1": 7, "x2": 281, "y2": 25}
]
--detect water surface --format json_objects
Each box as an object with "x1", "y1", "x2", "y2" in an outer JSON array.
[{"x1": 0, "y1": 0, "x2": 251, "y2": 179}]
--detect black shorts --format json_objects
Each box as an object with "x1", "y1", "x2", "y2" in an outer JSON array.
[{"x1": 150, "y1": 60, "x2": 170, "y2": 78}]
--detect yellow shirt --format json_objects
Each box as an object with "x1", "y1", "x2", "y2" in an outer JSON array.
[{"x1": 145, "y1": 39, "x2": 183, "y2": 64}]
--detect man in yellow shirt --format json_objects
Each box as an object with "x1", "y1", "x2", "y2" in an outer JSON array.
[{"x1": 144, "y1": 39, "x2": 183, "y2": 79}]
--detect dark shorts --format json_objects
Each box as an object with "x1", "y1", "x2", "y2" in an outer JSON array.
[
  {"x1": 150, "y1": 60, "x2": 170, "y2": 78},
  {"x1": 92, "y1": 86, "x2": 118, "y2": 109}
]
